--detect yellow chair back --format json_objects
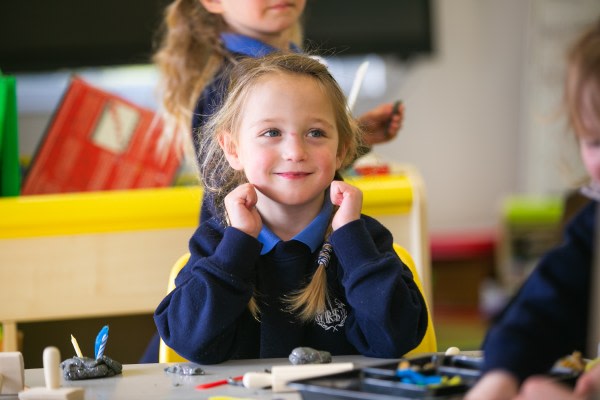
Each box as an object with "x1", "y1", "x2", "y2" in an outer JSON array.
[
  {"x1": 393, "y1": 243, "x2": 437, "y2": 355},
  {"x1": 158, "y1": 244, "x2": 436, "y2": 363},
  {"x1": 158, "y1": 253, "x2": 190, "y2": 364}
]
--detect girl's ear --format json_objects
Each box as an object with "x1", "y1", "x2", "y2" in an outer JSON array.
[
  {"x1": 219, "y1": 131, "x2": 244, "y2": 170},
  {"x1": 199, "y1": 0, "x2": 224, "y2": 14}
]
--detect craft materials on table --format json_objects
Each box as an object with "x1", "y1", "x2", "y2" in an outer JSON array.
[
  {"x1": 70, "y1": 335, "x2": 83, "y2": 358},
  {"x1": 288, "y1": 347, "x2": 332, "y2": 365},
  {"x1": 243, "y1": 362, "x2": 354, "y2": 392},
  {"x1": 18, "y1": 347, "x2": 84, "y2": 400},
  {"x1": 196, "y1": 376, "x2": 243, "y2": 390},
  {"x1": 164, "y1": 363, "x2": 205, "y2": 376},
  {"x1": 62, "y1": 325, "x2": 122, "y2": 380},
  {"x1": 94, "y1": 325, "x2": 109, "y2": 359}
]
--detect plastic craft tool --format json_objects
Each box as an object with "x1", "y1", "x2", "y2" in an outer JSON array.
[
  {"x1": 196, "y1": 376, "x2": 243, "y2": 390},
  {"x1": 243, "y1": 362, "x2": 354, "y2": 392}
]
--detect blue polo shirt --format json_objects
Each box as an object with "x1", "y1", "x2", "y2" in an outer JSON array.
[
  {"x1": 258, "y1": 196, "x2": 332, "y2": 255},
  {"x1": 221, "y1": 33, "x2": 301, "y2": 57}
]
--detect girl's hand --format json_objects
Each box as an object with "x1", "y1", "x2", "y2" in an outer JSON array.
[
  {"x1": 515, "y1": 376, "x2": 576, "y2": 400},
  {"x1": 330, "y1": 181, "x2": 362, "y2": 230},
  {"x1": 574, "y1": 362, "x2": 600, "y2": 398},
  {"x1": 224, "y1": 183, "x2": 262, "y2": 237},
  {"x1": 464, "y1": 370, "x2": 518, "y2": 400},
  {"x1": 358, "y1": 101, "x2": 404, "y2": 146}
]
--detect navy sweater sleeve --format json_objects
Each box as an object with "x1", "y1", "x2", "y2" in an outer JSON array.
[
  {"x1": 481, "y1": 201, "x2": 595, "y2": 382},
  {"x1": 154, "y1": 220, "x2": 262, "y2": 364},
  {"x1": 329, "y1": 216, "x2": 428, "y2": 358}
]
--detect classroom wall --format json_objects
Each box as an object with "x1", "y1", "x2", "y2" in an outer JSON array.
[
  {"x1": 355, "y1": 0, "x2": 598, "y2": 233},
  {"x1": 15, "y1": 0, "x2": 600, "y2": 235}
]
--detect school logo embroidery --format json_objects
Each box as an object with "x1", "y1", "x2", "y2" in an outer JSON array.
[{"x1": 315, "y1": 298, "x2": 347, "y2": 331}]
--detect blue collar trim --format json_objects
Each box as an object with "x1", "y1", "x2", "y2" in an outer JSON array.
[
  {"x1": 220, "y1": 33, "x2": 301, "y2": 57},
  {"x1": 258, "y1": 196, "x2": 332, "y2": 255}
]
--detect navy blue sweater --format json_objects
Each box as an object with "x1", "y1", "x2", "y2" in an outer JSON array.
[
  {"x1": 154, "y1": 215, "x2": 428, "y2": 364},
  {"x1": 482, "y1": 200, "x2": 595, "y2": 382}
]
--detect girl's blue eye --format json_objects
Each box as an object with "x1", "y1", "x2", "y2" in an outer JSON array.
[
  {"x1": 308, "y1": 129, "x2": 325, "y2": 138},
  {"x1": 263, "y1": 129, "x2": 281, "y2": 137}
]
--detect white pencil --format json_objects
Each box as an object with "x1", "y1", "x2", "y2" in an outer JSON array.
[{"x1": 346, "y1": 60, "x2": 369, "y2": 112}]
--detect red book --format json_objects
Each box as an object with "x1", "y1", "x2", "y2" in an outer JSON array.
[{"x1": 22, "y1": 77, "x2": 181, "y2": 194}]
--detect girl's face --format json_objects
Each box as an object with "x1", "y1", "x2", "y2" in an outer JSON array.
[
  {"x1": 222, "y1": 72, "x2": 344, "y2": 210},
  {"x1": 580, "y1": 137, "x2": 600, "y2": 185},
  {"x1": 201, "y1": 0, "x2": 305, "y2": 45},
  {"x1": 577, "y1": 81, "x2": 600, "y2": 185}
]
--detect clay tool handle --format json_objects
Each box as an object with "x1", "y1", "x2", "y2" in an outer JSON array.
[
  {"x1": 43, "y1": 347, "x2": 60, "y2": 390},
  {"x1": 243, "y1": 362, "x2": 354, "y2": 392}
]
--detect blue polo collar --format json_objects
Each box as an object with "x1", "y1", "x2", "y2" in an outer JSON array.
[
  {"x1": 258, "y1": 197, "x2": 333, "y2": 255},
  {"x1": 221, "y1": 33, "x2": 301, "y2": 57}
]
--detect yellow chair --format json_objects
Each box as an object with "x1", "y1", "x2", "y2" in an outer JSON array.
[
  {"x1": 158, "y1": 253, "x2": 190, "y2": 364},
  {"x1": 158, "y1": 244, "x2": 436, "y2": 363},
  {"x1": 394, "y1": 243, "x2": 437, "y2": 356}
]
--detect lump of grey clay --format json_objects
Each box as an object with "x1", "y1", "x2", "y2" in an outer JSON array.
[
  {"x1": 289, "y1": 347, "x2": 332, "y2": 365},
  {"x1": 60, "y1": 356, "x2": 122, "y2": 380},
  {"x1": 164, "y1": 363, "x2": 205, "y2": 376}
]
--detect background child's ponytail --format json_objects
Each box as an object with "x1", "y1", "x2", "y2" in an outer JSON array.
[{"x1": 153, "y1": 0, "x2": 227, "y2": 150}]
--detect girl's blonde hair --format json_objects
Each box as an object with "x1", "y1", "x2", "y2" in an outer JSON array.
[
  {"x1": 565, "y1": 19, "x2": 600, "y2": 141},
  {"x1": 153, "y1": 0, "x2": 303, "y2": 149},
  {"x1": 199, "y1": 52, "x2": 363, "y2": 320}
]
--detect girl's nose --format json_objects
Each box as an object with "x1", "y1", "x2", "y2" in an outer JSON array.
[{"x1": 282, "y1": 134, "x2": 307, "y2": 161}]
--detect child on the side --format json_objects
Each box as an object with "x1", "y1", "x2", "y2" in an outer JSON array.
[
  {"x1": 154, "y1": 53, "x2": 427, "y2": 364},
  {"x1": 466, "y1": 18, "x2": 600, "y2": 400}
]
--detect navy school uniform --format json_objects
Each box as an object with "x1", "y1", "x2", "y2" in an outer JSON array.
[
  {"x1": 154, "y1": 198, "x2": 428, "y2": 364},
  {"x1": 481, "y1": 200, "x2": 596, "y2": 383}
]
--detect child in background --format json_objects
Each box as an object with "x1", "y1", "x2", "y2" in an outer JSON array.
[
  {"x1": 154, "y1": 53, "x2": 427, "y2": 364},
  {"x1": 466, "y1": 19, "x2": 600, "y2": 400},
  {"x1": 153, "y1": 0, "x2": 404, "y2": 167}
]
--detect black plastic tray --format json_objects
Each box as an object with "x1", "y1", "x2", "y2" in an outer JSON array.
[
  {"x1": 288, "y1": 355, "x2": 480, "y2": 399},
  {"x1": 289, "y1": 354, "x2": 582, "y2": 400}
]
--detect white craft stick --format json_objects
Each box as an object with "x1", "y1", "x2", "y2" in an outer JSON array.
[
  {"x1": 19, "y1": 347, "x2": 84, "y2": 400},
  {"x1": 243, "y1": 362, "x2": 354, "y2": 392},
  {"x1": 346, "y1": 60, "x2": 369, "y2": 112}
]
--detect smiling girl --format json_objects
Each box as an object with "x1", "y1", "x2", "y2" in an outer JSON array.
[{"x1": 154, "y1": 53, "x2": 426, "y2": 364}]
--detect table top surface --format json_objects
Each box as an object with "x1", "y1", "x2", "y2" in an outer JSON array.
[{"x1": 17, "y1": 355, "x2": 397, "y2": 400}]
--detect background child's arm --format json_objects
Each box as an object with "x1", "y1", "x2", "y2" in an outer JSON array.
[{"x1": 358, "y1": 101, "x2": 404, "y2": 146}]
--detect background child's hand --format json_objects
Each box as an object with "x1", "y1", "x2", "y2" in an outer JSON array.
[
  {"x1": 224, "y1": 183, "x2": 262, "y2": 237},
  {"x1": 464, "y1": 370, "x2": 518, "y2": 400},
  {"x1": 330, "y1": 181, "x2": 362, "y2": 231},
  {"x1": 358, "y1": 101, "x2": 404, "y2": 146}
]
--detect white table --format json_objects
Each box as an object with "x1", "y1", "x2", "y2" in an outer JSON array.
[{"x1": 18, "y1": 356, "x2": 395, "y2": 400}]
